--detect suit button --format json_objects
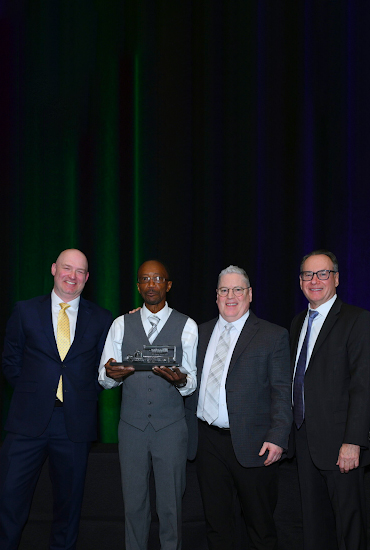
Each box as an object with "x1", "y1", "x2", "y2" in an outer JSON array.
[
  {"x1": 148, "y1": 375, "x2": 152, "y2": 378},
  {"x1": 148, "y1": 401, "x2": 152, "y2": 405},
  {"x1": 148, "y1": 414, "x2": 152, "y2": 418},
  {"x1": 148, "y1": 388, "x2": 152, "y2": 392},
  {"x1": 61, "y1": 364, "x2": 66, "y2": 368}
]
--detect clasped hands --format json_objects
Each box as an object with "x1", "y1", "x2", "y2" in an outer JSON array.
[{"x1": 105, "y1": 358, "x2": 187, "y2": 387}]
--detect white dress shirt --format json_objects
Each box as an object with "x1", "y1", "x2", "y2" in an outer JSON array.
[
  {"x1": 292, "y1": 294, "x2": 337, "y2": 406},
  {"x1": 98, "y1": 303, "x2": 198, "y2": 396},
  {"x1": 294, "y1": 294, "x2": 337, "y2": 373},
  {"x1": 51, "y1": 290, "x2": 80, "y2": 343},
  {"x1": 197, "y1": 310, "x2": 250, "y2": 428}
]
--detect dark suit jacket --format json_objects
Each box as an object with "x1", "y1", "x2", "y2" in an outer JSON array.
[
  {"x1": 288, "y1": 298, "x2": 370, "y2": 470},
  {"x1": 2, "y1": 294, "x2": 113, "y2": 442},
  {"x1": 185, "y1": 310, "x2": 292, "y2": 467}
]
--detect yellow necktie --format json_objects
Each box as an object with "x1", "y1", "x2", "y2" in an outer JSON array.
[{"x1": 56, "y1": 303, "x2": 71, "y2": 402}]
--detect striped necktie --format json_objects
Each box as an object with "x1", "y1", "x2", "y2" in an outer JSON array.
[
  {"x1": 203, "y1": 323, "x2": 233, "y2": 424},
  {"x1": 148, "y1": 315, "x2": 160, "y2": 343}
]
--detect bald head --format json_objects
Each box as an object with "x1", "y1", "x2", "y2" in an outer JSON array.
[
  {"x1": 51, "y1": 249, "x2": 89, "y2": 302},
  {"x1": 136, "y1": 260, "x2": 172, "y2": 313}
]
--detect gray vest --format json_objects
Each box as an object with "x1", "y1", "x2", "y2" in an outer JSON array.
[{"x1": 120, "y1": 309, "x2": 188, "y2": 431}]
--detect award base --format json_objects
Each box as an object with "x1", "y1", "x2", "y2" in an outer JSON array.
[
  {"x1": 110, "y1": 344, "x2": 179, "y2": 371},
  {"x1": 110, "y1": 360, "x2": 179, "y2": 371}
]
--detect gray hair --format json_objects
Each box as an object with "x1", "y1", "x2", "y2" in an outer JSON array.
[
  {"x1": 217, "y1": 265, "x2": 250, "y2": 288},
  {"x1": 300, "y1": 249, "x2": 339, "y2": 273}
]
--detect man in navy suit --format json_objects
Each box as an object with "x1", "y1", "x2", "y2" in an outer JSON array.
[
  {"x1": 185, "y1": 265, "x2": 291, "y2": 550},
  {"x1": 0, "y1": 249, "x2": 112, "y2": 550}
]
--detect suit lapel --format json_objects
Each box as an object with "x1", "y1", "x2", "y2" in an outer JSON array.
[
  {"x1": 37, "y1": 295, "x2": 93, "y2": 361},
  {"x1": 308, "y1": 298, "x2": 342, "y2": 364},
  {"x1": 290, "y1": 310, "x2": 306, "y2": 374},
  {"x1": 227, "y1": 311, "x2": 259, "y2": 375},
  {"x1": 68, "y1": 297, "x2": 92, "y2": 359},
  {"x1": 37, "y1": 295, "x2": 58, "y2": 354}
]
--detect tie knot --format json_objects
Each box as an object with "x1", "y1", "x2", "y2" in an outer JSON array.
[
  {"x1": 308, "y1": 310, "x2": 319, "y2": 321},
  {"x1": 223, "y1": 323, "x2": 233, "y2": 333},
  {"x1": 59, "y1": 303, "x2": 70, "y2": 312},
  {"x1": 148, "y1": 315, "x2": 159, "y2": 326}
]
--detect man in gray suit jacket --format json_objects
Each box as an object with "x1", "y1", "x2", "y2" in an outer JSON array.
[
  {"x1": 185, "y1": 265, "x2": 291, "y2": 550},
  {"x1": 99, "y1": 260, "x2": 198, "y2": 550}
]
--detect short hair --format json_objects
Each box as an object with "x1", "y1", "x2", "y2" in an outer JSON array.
[
  {"x1": 300, "y1": 249, "x2": 339, "y2": 273},
  {"x1": 137, "y1": 259, "x2": 171, "y2": 281},
  {"x1": 217, "y1": 265, "x2": 250, "y2": 288}
]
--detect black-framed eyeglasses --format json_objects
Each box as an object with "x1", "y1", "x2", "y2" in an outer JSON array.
[
  {"x1": 216, "y1": 287, "x2": 250, "y2": 297},
  {"x1": 137, "y1": 276, "x2": 169, "y2": 284},
  {"x1": 300, "y1": 270, "x2": 337, "y2": 281}
]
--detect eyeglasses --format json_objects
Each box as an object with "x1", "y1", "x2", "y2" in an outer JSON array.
[
  {"x1": 216, "y1": 287, "x2": 250, "y2": 297},
  {"x1": 137, "y1": 276, "x2": 169, "y2": 284},
  {"x1": 300, "y1": 270, "x2": 337, "y2": 281}
]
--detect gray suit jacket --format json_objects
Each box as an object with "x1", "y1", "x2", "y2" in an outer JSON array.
[{"x1": 185, "y1": 310, "x2": 292, "y2": 467}]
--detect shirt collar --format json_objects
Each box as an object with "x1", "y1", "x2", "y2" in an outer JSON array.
[
  {"x1": 142, "y1": 302, "x2": 169, "y2": 322},
  {"x1": 218, "y1": 309, "x2": 250, "y2": 332},
  {"x1": 51, "y1": 289, "x2": 80, "y2": 310},
  {"x1": 308, "y1": 293, "x2": 337, "y2": 319}
]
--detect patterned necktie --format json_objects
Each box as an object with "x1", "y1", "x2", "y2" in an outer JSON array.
[
  {"x1": 56, "y1": 303, "x2": 71, "y2": 402},
  {"x1": 203, "y1": 323, "x2": 233, "y2": 424},
  {"x1": 293, "y1": 310, "x2": 319, "y2": 428},
  {"x1": 147, "y1": 315, "x2": 160, "y2": 343}
]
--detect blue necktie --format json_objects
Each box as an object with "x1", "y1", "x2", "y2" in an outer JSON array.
[{"x1": 293, "y1": 310, "x2": 319, "y2": 429}]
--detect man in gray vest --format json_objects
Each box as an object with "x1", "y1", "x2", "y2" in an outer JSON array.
[{"x1": 99, "y1": 260, "x2": 198, "y2": 550}]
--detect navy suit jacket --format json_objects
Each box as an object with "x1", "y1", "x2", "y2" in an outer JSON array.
[
  {"x1": 288, "y1": 298, "x2": 370, "y2": 469},
  {"x1": 2, "y1": 294, "x2": 113, "y2": 442},
  {"x1": 185, "y1": 311, "x2": 292, "y2": 467}
]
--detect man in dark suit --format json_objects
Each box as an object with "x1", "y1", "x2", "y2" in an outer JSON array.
[
  {"x1": 289, "y1": 249, "x2": 370, "y2": 550},
  {"x1": 0, "y1": 248, "x2": 113, "y2": 550},
  {"x1": 185, "y1": 265, "x2": 291, "y2": 550}
]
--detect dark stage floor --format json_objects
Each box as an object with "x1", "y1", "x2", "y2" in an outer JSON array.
[{"x1": 12, "y1": 444, "x2": 370, "y2": 549}]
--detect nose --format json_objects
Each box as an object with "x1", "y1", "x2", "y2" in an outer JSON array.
[
  {"x1": 311, "y1": 273, "x2": 319, "y2": 283},
  {"x1": 227, "y1": 288, "x2": 234, "y2": 297},
  {"x1": 148, "y1": 278, "x2": 155, "y2": 287}
]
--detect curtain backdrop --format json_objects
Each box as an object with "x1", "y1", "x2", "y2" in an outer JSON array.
[{"x1": 1, "y1": 0, "x2": 370, "y2": 441}]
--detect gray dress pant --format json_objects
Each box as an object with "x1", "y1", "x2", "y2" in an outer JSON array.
[{"x1": 118, "y1": 418, "x2": 188, "y2": 550}]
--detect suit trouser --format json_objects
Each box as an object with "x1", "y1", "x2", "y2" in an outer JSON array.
[
  {"x1": 196, "y1": 420, "x2": 279, "y2": 550},
  {"x1": 0, "y1": 407, "x2": 91, "y2": 550},
  {"x1": 118, "y1": 418, "x2": 188, "y2": 550},
  {"x1": 295, "y1": 422, "x2": 367, "y2": 550}
]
